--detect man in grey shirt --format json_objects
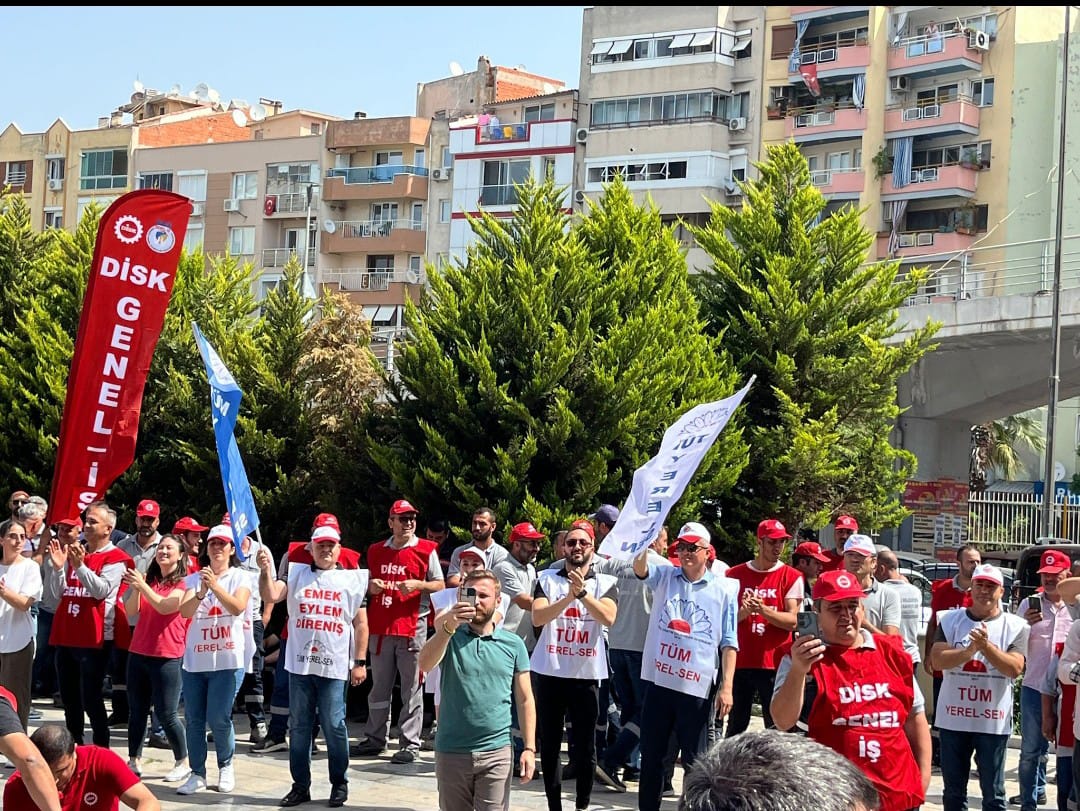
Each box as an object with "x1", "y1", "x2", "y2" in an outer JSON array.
[
  {"x1": 875, "y1": 548, "x2": 923, "y2": 667},
  {"x1": 446, "y1": 506, "x2": 509, "y2": 587},
  {"x1": 841, "y1": 534, "x2": 901, "y2": 636},
  {"x1": 117, "y1": 499, "x2": 162, "y2": 574}
]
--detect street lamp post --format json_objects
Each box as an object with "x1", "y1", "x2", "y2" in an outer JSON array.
[{"x1": 1040, "y1": 4, "x2": 1071, "y2": 537}]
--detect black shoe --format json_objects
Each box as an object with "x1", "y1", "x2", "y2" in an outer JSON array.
[
  {"x1": 1009, "y1": 793, "x2": 1048, "y2": 807},
  {"x1": 252, "y1": 736, "x2": 288, "y2": 754},
  {"x1": 147, "y1": 732, "x2": 171, "y2": 750},
  {"x1": 280, "y1": 786, "x2": 311, "y2": 807},
  {"x1": 328, "y1": 784, "x2": 347, "y2": 808},
  {"x1": 622, "y1": 766, "x2": 640, "y2": 782},
  {"x1": 351, "y1": 740, "x2": 385, "y2": 757},
  {"x1": 594, "y1": 763, "x2": 627, "y2": 793},
  {"x1": 662, "y1": 782, "x2": 675, "y2": 798},
  {"x1": 107, "y1": 713, "x2": 126, "y2": 728}
]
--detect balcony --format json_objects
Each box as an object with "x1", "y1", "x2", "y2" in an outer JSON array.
[
  {"x1": 323, "y1": 166, "x2": 429, "y2": 202},
  {"x1": 888, "y1": 32, "x2": 983, "y2": 77},
  {"x1": 884, "y1": 98, "x2": 980, "y2": 138},
  {"x1": 262, "y1": 248, "x2": 315, "y2": 268},
  {"x1": 265, "y1": 187, "x2": 319, "y2": 216},
  {"x1": 809, "y1": 167, "x2": 864, "y2": 199},
  {"x1": 788, "y1": 42, "x2": 870, "y2": 82},
  {"x1": 479, "y1": 184, "x2": 521, "y2": 207},
  {"x1": 320, "y1": 269, "x2": 392, "y2": 292},
  {"x1": 784, "y1": 104, "x2": 867, "y2": 144},
  {"x1": 790, "y1": 6, "x2": 870, "y2": 23},
  {"x1": 875, "y1": 228, "x2": 977, "y2": 261},
  {"x1": 476, "y1": 121, "x2": 531, "y2": 144},
  {"x1": 322, "y1": 219, "x2": 426, "y2": 255},
  {"x1": 880, "y1": 164, "x2": 979, "y2": 200}
]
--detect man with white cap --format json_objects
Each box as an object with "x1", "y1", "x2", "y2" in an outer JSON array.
[
  {"x1": 258, "y1": 512, "x2": 368, "y2": 808},
  {"x1": 931, "y1": 563, "x2": 1029, "y2": 811},
  {"x1": 840, "y1": 534, "x2": 900, "y2": 637},
  {"x1": 631, "y1": 521, "x2": 738, "y2": 811}
]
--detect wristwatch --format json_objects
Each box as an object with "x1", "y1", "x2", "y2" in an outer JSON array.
[
  {"x1": 575, "y1": 588, "x2": 587, "y2": 600},
  {"x1": 352, "y1": 658, "x2": 368, "y2": 668}
]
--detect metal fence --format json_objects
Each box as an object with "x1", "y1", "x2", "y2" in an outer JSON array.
[{"x1": 967, "y1": 489, "x2": 1080, "y2": 548}]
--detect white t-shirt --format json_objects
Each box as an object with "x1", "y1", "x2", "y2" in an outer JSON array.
[
  {"x1": 182, "y1": 568, "x2": 253, "y2": 673},
  {"x1": 0, "y1": 560, "x2": 42, "y2": 652},
  {"x1": 285, "y1": 564, "x2": 368, "y2": 681}
]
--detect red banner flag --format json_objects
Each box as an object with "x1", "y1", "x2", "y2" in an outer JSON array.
[
  {"x1": 48, "y1": 190, "x2": 191, "y2": 523},
  {"x1": 800, "y1": 62, "x2": 821, "y2": 98}
]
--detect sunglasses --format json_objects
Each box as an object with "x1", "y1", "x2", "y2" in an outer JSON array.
[
  {"x1": 675, "y1": 542, "x2": 706, "y2": 554},
  {"x1": 565, "y1": 539, "x2": 592, "y2": 549},
  {"x1": 395, "y1": 515, "x2": 417, "y2": 523},
  {"x1": 11, "y1": 500, "x2": 26, "y2": 507}
]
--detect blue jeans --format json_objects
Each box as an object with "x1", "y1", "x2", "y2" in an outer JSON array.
[
  {"x1": 182, "y1": 668, "x2": 244, "y2": 777},
  {"x1": 1018, "y1": 685, "x2": 1048, "y2": 810},
  {"x1": 603, "y1": 649, "x2": 645, "y2": 771},
  {"x1": 31, "y1": 608, "x2": 56, "y2": 696},
  {"x1": 127, "y1": 653, "x2": 185, "y2": 760},
  {"x1": 288, "y1": 673, "x2": 349, "y2": 790},
  {"x1": 940, "y1": 727, "x2": 1009, "y2": 811},
  {"x1": 268, "y1": 638, "x2": 291, "y2": 740}
]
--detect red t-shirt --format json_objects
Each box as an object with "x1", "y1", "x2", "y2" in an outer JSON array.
[
  {"x1": 128, "y1": 580, "x2": 191, "y2": 659},
  {"x1": 4, "y1": 745, "x2": 138, "y2": 811},
  {"x1": 727, "y1": 561, "x2": 804, "y2": 670},
  {"x1": 928, "y1": 577, "x2": 973, "y2": 677},
  {"x1": 821, "y1": 549, "x2": 846, "y2": 573}
]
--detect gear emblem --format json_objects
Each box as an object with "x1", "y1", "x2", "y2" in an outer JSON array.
[{"x1": 114, "y1": 214, "x2": 143, "y2": 244}]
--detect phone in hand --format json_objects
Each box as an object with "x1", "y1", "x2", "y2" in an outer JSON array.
[
  {"x1": 796, "y1": 611, "x2": 820, "y2": 639},
  {"x1": 464, "y1": 587, "x2": 478, "y2": 607},
  {"x1": 1030, "y1": 594, "x2": 1042, "y2": 614}
]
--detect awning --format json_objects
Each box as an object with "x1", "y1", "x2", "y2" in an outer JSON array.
[
  {"x1": 374, "y1": 305, "x2": 398, "y2": 324},
  {"x1": 669, "y1": 33, "x2": 694, "y2": 49},
  {"x1": 689, "y1": 31, "x2": 716, "y2": 48},
  {"x1": 608, "y1": 39, "x2": 634, "y2": 55},
  {"x1": 731, "y1": 31, "x2": 753, "y2": 53},
  {"x1": 590, "y1": 40, "x2": 613, "y2": 56},
  {"x1": 362, "y1": 305, "x2": 379, "y2": 321}
]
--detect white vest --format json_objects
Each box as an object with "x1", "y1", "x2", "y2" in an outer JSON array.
[
  {"x1": 641, "y1": 569, "x2": 737, "y2": 699},
  {"x1": 183, "y1": 568, "x2": 252, "y2": 673},
  {"x1": 937, "y1": 608, "x2": 1027, "y2": 735},
  {"x1": 530, "y1": 568, "x2": 615, "y2": 680},
  {"x1": 286, "y1": 564, "x2": 368, "y2": 681}
]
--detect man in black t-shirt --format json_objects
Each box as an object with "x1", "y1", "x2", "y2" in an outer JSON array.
[{"x1": 0, "y1": 690, "x2": 63, "y2": 811}]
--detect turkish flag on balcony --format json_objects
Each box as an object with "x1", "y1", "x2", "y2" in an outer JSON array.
[{"x1": 800, "y1": 62, "x2": 821, "y2": 98}]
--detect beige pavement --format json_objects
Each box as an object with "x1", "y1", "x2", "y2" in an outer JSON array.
[{"x1": 6, "y1": 701, "x2": 1036, "y2": 811}]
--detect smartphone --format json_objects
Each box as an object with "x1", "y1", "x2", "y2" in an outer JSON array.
[
  {"x1": 1030, "y1": 594, "x2": 1042, "y2": 614},
  {"x1": 796, "y1": 611, "x2": 820, "y2": 639},
  {"x1": 464, "y1": 587, "x2": 478, "y2": 607}
]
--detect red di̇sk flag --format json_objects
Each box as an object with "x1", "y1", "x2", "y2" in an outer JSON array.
[
  {"x1": 800, "y1": 62, "x2": 821, "y2": 98},
  {"x1": 48, "y1": 190, "x2": 191, "y2": 523}
]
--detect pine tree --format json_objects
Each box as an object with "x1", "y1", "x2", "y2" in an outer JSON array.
[
  {"x1": 690, "y1": 142, "x2": 940, "y2": 539},
  {"x1": 372, "y1": 177, "x2": 748, "y2": 544}
]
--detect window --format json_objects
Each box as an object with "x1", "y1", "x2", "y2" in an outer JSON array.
[
  {"x1": 183, "y1": 223, "x2": 204, "y2": 254},
  {"x1": 587, "y1": 160, "x2": 688, "y2": 183},
  {"x1": 771, "y1": 24, "x2": 797, "y2": 59},
  {"x1": 524, "y1": 103, "x2": 556, "y2": 122},
  {"x1": 371, "y1": 202, "x2": 398, "y2": 224},
  {"x1": 441, "y1": 147, "x2": 452, "y2": 168},
  {"x1": 411, "y1": 203, "x2": 423, "y2": 229},
  {"x1": 310, "y1": 122, "x2": 321, "y2": 136},
  {"x1": 731, "y1": 167, "x2": 746, "y2": 181},
  {"x1": 5, "y1": 162, "x2": 27, "y2": 186},
  {"x1": 44, "y1": 209, "x2": 63, "y2": 229},
  {"x1": 228, "y1": 226, "x2": 255, "y2": 256},
  {"x1": 409, "y1": 255, "x2": 422, "y2": 274},
  {"x1": 480, "y1": 159, "x2": 530, "y2": 205},
  {"x1": 77, "y1": 196, "x2": 117, "y2": 222},
  {"x1": 972, "y1": 78, "x2": 995, "y2": 107},
  {"x1": 139, "y1": 172, "x2": 173, "y2": 191},
  {"x1": 414, "y1": 148, "x2": 426, "y2": 168},
  {"x1": 80, "y1": 149, "x2": 128, "y2": 190},
  {"x1": 46, "y1": 158, "x2": 65, "y2": 181},
  {"x1": 375, "y1": 151, "x2": 404, "y2": 166},
  {"x1": 177, "y1": 171, "x2": 207, "y2": 202},
  {"x1": 367, "y1": 255, "x2": 394, "y2": 271},
  {"x1": 439, "y1": 199, "x2": 451, "y2": 223},
  {"x1": 591, "y1": 90, "x2": 734, "y2": 129},
  {"x1": 730, "y1": 30, "x2": 753, "y2": 59},
  {"x1": 542, "y1": 156, "x2": 556, "y2": 181},
  {"x1": 232, "y1": 172, "x2": 258, "y2": 199}
]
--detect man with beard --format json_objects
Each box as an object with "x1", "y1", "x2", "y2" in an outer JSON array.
[
  {"x1": 420, "y1": 568, "x2": 536, "y2": 811},
  {"x1": 447, "y1": 507, "x2": 508, "y2": 588},
  {"x1": 531, "y1": 520, "x2": 618, "y2": 811},
  {"x1": 31, "y1": 518, "x2": 82, "y2": 703},
  {"x1": 171, "y1": 517, "x2": 208, "y2": 572},
  {"x1": 822, "y1": 515, "x2": 859, "y2": 573}
]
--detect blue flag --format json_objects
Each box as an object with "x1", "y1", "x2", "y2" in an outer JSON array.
[{"x1": 192, "y1": 322, "x2": 260, "y2": 560}]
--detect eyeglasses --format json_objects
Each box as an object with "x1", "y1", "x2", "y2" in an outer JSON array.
[
  {"x1": 564, "y1": 539, "x2": 592, "y2": 549},
  {"x1": 10, "y1": 500, "x2": 26, "y2": 508},
  {"x1": 395, "y1": 515, "x2": 417, "y2": 523},
  {"x1": 675, "y1": 542, "x2": 706, "y2": 554}
]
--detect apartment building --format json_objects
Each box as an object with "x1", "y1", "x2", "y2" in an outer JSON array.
[{"x1": 576, "y1": 5, "x2": 765, "y2": 273}]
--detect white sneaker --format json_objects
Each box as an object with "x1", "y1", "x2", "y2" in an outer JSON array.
[
  {"x1": 218, "y1": 764, "x2": 235, "y2": 793},
  {"x1": 164, "y1": 763, "x2": 191, "y2": 783},
  {"x1": 177, "y1": 773, "x2": 207, "y2": 795}
]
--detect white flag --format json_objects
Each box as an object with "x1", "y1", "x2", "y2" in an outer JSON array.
[{"x1": 598, "y1": 378, "x2": 754, "y2": 561}]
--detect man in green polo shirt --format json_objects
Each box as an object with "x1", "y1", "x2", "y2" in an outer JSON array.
[{"x1": 419, "y1": 568, "x2": 536, "y2": 811}]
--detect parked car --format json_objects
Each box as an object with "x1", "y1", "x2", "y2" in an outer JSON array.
[{"x1": 899, "y1": 566, "x2": 933, "y2": 637}]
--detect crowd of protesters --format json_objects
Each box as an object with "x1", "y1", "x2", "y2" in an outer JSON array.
[{"x1": 3, "y1": 486, "x2": 1077, "y2": 811}]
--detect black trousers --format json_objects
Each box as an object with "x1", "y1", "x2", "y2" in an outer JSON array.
[
  {"x1": 535, "y1": 674, "x2": 598, "y2": 811},
  {"x1": 725, "y1": 667, "x2": 776, "y2": 737},
  {"x1": 57, "y1": 644, "x2": 112, "y2": 746},
  {"x1": 639, "y1": 682, "x2": 718, "y2": 811}
]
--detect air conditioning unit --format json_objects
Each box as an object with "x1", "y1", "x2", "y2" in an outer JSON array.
[
  {"x1": 574, "y1": 190, "x2": 586, "y2": 204},
  {"x1": 432, "y1": 167, "x2": 451, "y2": 181},
  {"x1": 575, "y1": 127, "x2": 589, "y2": 144},
  {"x1": 47, "y1": 178, "x2": 63, "y2": 191},
  {"x1": 890, "y1": 75, "x2": 910, "y2": 93},
  {"x1": 728, "y1": 117, "x2": 747, "y2": 132},
  {"x1": 190, "y1": 202, "x2": 205, "y2": 217},
  {"x1": 223, "y1": 198, "x2": 240, "y2": 212},
  {"x1": 968, "y1": 29, "x2": 991, "y2": 51}
]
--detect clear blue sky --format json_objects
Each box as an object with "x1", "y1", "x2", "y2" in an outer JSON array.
[{"x1": 2, "y1": 7, "x2": 587, "y2": 133}]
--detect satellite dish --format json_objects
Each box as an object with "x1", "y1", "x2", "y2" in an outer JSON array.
[
  {"x1": 405, "y1": 268, "x2": 421, "y2": 285},
  {"x1": 169, "y1": 84, "x2": 182, "y2": 96},
  {"x1": 323, "y1": 219, "x2": 337, "y2": 234},
  {"x1": 1055, "y1": 461, "x2": 1067, "y2": 482},
  {"x1": 249, "y1": 104, "x2": 267, "y2": 122},
  {"x1": 194, "y1": 83, "x2": 209, "y2": 100},
  {"x1": 188, "y1": 90, "x2": 199, "y2": 100},
  {"x1": 207, "y1": 87, "x2": 221, "y2": 104},
  {"x1": 231, "y1": 108, "x2": 248, "y2": 127},
  {"x1": 133, "y1": 79, "x2": 144, "y2": 93},
  {"x1": 449, "y1": 60, "x2": 464, "y2": 76}
]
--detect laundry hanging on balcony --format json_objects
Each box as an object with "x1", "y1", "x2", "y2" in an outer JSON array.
[
  {"x1": 788, "y1": 20, "x2": 810, "y2": 73},
  {"x1": 852, "y1": 75, "x2": 866, "y2": 110},
  {"x1": 891, "y1": 12, "x2": 909, "y2": 46},
  {"x1": 891, "y1": 136, "x2": 914, "y2": 189}
]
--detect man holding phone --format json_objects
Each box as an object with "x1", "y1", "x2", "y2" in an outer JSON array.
[{"x1": 1013, "y1": 549, "x2": 1073, "y2": 811}]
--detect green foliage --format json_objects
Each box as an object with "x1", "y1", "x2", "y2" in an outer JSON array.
[
  {"x1": 371, "y1": 177, "x2": 749, "y2": 550},
  {"x1": 690, "y1": 142, "x2": 940, "y2": 544}
]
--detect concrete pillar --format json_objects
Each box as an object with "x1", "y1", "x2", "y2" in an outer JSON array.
[{"x1": 895, "y1": 416, "x2": 972, "y2": 482}]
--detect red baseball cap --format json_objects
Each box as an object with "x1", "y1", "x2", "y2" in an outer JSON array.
[
  {"x1": 835, "y1": 515, "x2": 859, "y2": 531},
  {"x1": 55, "y1": 516, "x2": 83, "y2": 529},
  {"x1": 9, "y1": 490, "x2": 29, "y2": 502},
  {"x1": 569, "y1": 519, "x2": 595, "y2": 540},
  {"x1": 1039, "y1": 549, "x2": 1072, "y2": 575},
  {"x1": 757, "y1": 519, "x2": 791, "y2": 541},
  {"x1": 509, "y1": 522, "x2": 544, "y2": 542},
  {"x1": 389, "y1": 499, "x2": 418, "y2": 516},
  {"x1": 136, "y1": 499, "x2": 160, "y2": 518},
  {"x1": 812, "y1": 570, "x2": 865, "y2": 602},
  {"x1": 794, "y1": 541, "x2": 829, "y2": 562},
  {"x1": 172, "y1": 516, "x2": 208, "y2": 533},
  {"x1": 313, "y1": 513, "x2": 341, "y2": 531}
]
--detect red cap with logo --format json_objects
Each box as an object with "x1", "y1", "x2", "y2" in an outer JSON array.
[
  {"x1": 55, "y1": 516, "x2": 83, "y2": 529},
  {"x1": 569, "y1": 519, "x2": 595, "y2": 540},
  {"x1": 1038, "y1": 549, "x2": 1072, "y2": 575},
  {"x1": 136, "y1": 499, "x2": 160, "y2": 518},
  {"x1": 757, "y1": 519, "x2": 791, "y2": 541},
  {"x1": 389, "y1": 499, "x2": 418, "y2": 516},
  {"x1": 812, "y1": 570, "x2": 865, "y2": 602},
  {"x1": 313, "y1": 513, "x2": 341, "y2": 531},
  {"x1": 794, "y1": 541, "x2": 829, "y2": 562},
  {"x1": 172, "y1": 516, "x2": 208, "y2": 533},
  {"x1": 835, "y1": 515, "x2": 859, "y2": 531},
  {"x1": 509, "y1": 522, "x2": 544, "y2": 542}
]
